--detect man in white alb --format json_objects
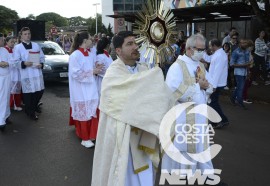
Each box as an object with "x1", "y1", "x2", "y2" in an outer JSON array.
[{"x1": 13, "y1": 27, "x2": 45, "y2": 120}]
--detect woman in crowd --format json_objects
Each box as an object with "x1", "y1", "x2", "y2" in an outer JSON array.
[
  {"x1": 68, "y1": 31, "x2": 104, "y2": 148},
  {"x1": 95, "y1": 37, "x2": 113, "y2": 97},
  {"x1": 62, "y1": 35, "x2": 72, "y2": 54},
  {"x1": 253, "y1": 30, "x2": 270, "y2": 85},
  {"x1": 242, "y1": 40, "x2": 255, "y2": 104}
]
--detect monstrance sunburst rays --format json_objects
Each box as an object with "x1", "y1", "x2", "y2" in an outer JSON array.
[{"x1": 134, "y1": 0, "x2": 178, "y2": 67}]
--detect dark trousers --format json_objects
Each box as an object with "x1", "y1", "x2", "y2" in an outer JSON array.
[
  {"x1": 23, "y1": 90, "x2": 44, "y2": 116},
  {"x1": 254, "y1": 53, "x2": 268, "y2": 81},
  {"x1": 209, "y1": 87, "x2": 228, "y2": 123},
  {"x1": 227, "y1": 67, "x2": 235, "y2": 88},
  {"x1": 232, "y1": 75, "x2": 246, "y2": 104},
  {"x1": 243, "y1": 78, "x2": 252, "y2": 100}
]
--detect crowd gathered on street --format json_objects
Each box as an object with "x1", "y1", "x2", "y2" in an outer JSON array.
[{"x1": 1, "y1": 26, "x2": 270, "y2": 186}]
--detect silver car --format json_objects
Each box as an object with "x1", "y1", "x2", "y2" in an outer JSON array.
[{"x1": 37, "y1": 41, "x2": 69, "y2": 81}]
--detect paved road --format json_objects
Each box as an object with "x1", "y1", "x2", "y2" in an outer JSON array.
[{"x1": 0, "y1": 81, "x2": 269, "y2": 186}]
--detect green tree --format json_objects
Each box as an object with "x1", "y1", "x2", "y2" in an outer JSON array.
[
  {"x1": 107, "y1": 23, "x2": 114, "y2": 37},
  {"x1": 87, "y1": 14, "x2": 108, "y2": 35},
  {"x1": 36, "y1": 12, "x2": 68, "y2": 27},
  {"x1": 248, "y1": 0, "x2": 270, "y2": 35},
  {"x1": 0, "y1": 5, "x2": 19, "y2": 34},
  {"x1": 25, "y1": 14, "x2": 36, "y2": 20},
  {"x1": 68, "y1": 16, "x2": 87, "y2": 26}
]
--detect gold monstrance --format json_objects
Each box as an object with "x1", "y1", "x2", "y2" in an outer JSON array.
[{"x1": 134, "y1": 0, "x2": 178, "y2": 67}]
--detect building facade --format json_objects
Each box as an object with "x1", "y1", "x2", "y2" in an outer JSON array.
[{"x1": 102, "y1": 0, "x2": 146, "y2": 33}]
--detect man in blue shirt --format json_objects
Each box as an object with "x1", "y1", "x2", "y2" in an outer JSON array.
[{"x1": 230, "y1": 39, "x2": 251, "y2": 109}]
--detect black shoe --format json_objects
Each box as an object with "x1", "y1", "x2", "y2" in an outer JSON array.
[
  {"x1": 5, "y1": 118, "x2": 12, "y2": 124},
  {"x1": 209, "y1": 122, "x2": 218, "y2": 128},
  {"x1": 205, "y1": 181, "x2": 228, "y2": 186},
  {"x1": 36, "y1": 107, "x2": 42, "y2": 113},
  {"x1": 237, "y1": 103, "x2": 247, "y2": 110},
  {"x1": 0, "y1": 125, "x2": 6, "y2": 132},
  {"x1": 37, "y1": 102, "x2": 43, "y2": 107},
  {"x1": 213, "y1": 121, "x2": 229, "y2": 129},
  {"x1": 29, "y1": 114, "x2": 38, "y2": 120},
  {"x1": 229, "y1": 97, "x2": 236, "y2": 105}
]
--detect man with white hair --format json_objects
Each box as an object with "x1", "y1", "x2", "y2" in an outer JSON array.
[{"x1": 162, "y1": 34, "x2": 227, "y2": 186}]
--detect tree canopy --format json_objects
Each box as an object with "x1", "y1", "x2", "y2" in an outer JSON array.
[
  {"x1": 68, "y1": 16, "x2": 87, "y2": 27},
  {"x1": 0, "y1": 5, "x2": 19, "y2": 33},
  {"x1": 36, "y1": 12, "x2": 68, "y2": 27}
]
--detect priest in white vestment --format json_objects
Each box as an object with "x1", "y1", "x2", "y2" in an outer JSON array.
[
  {"x1": 0, "y1": 33, "x2": 11, "y2": 131},
  {"x1": 91, "y1": 31, "x2": 175, "y2": 186},
  {"x1": 162, "y1": 34, "x2": 217, "y2": 177},
  {"x1": 13, "y1": 27, "x2": 45, "y2": 120}
]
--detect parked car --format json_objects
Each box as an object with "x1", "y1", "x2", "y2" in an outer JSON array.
[{"x1": 36, "y1": 41, "x2": 69, "y2": 81}]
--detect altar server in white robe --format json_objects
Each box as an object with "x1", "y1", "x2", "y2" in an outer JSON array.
[
  {"x1": 13, "y1": 27, "x2": 45, "y2": 120},
  {"x1": 68, "y1": 31, "x2": 104, "y2": 148},
  {"x1": 162, "y1": 34, "x2": 216, "y2": 176},
  {"x1": 91, "y1": 31, "x2": 175, "y2": 186},
  {"x1": 95, "y1": 36, "x2": 113, "y2": 97},
  {"x1": 0, "y1": 33, "x2": 11, "y2": 132},
  {"x1": 3, "y1": 37, "x2": 22, "y2": 111}
]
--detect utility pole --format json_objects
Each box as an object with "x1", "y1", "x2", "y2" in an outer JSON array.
[{"x1": 93, "y1": 3, "x2": 100, "y2": 35}]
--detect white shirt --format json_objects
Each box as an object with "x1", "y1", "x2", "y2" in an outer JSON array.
[{"x1": 208, "y1": 48, "x2": 228, "y2": 88}]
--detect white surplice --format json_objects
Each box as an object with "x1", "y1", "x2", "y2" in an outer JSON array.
[
  {"x1": 2, "y1": 47, "x2": 21, "y2": 94},
  {"x1": 68, "y1": 49, "x2": 99, "y2": 121},
  {"x1": 13, "y1": 42, "x2": 45, "y2": 93},
  {"x1": 95, "y1": 53, "x2": 113, "y2": 97},
  {"x1": 0, "y1": 47, "x2": 11, "y2": 125},
  {"x1": 162, "y1": 55, "x2": 214, "y2": 173}
]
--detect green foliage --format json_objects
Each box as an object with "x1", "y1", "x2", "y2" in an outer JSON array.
[
  {"x1": 36, "y1": 12, "x2": 68, "y2": 27},
  {"x1": 107, "y1": 23, "x2": 113, "y2": 37},
  {"x1": 0, "y1": 5, "x2": 19, "y2": 34},
  {"x1": 0, "y1": 5, "x2": 113, "y2": 36},
  {"x1": 87, "y1": 14, "x2": 113, "y2": 36},
  {"x1": 25, "y1": 14, "x2": 36, "y2": 20},
  {"x1": 68, "y1": 16, "x2": 87, "y2": 26}
]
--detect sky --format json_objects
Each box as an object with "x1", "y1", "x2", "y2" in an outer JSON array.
[{"x1": 1, "y1": 0, "x2": 102, "y2": 19}]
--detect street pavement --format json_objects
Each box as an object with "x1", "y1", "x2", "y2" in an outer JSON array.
[{"x1": 0, "y1": 80, "x2": 270, "y2": 186}]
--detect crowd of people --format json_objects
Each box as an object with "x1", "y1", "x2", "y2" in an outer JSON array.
[{"x1": 1, "y1": 26, "x2": 270, "y2": 186}]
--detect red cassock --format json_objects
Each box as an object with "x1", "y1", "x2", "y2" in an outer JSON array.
[{"x1": 69, "y1": 107, "x2": 100, "y2": 140}]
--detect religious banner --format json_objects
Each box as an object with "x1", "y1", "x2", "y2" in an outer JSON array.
[{"x1": 165, "y1": 0, "x2": 206, "y2": 9}]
